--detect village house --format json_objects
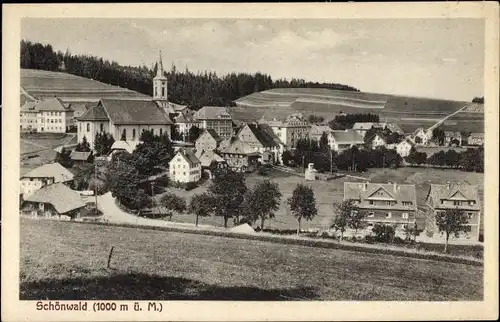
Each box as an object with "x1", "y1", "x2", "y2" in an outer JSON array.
[
  {"x1": 352, "y1": 122, "x2": 404, "y2": 137},
  {"x1": 195, "y1": 149, "x2": 227, "y2": 169},
  {"x1": 387, "y1": 139, "x2": 414, "y2": 158},
  {"x1": 173, "y1": 109, "x2": 199, "y2": 140},
  {"x1": 309, "y1": 125, "x2": 332, "y2": 142},
  {"x1": 195, "y1": 129, "x2": 223, "y2": 153},
  {"x1": 425, "y1": 183, "x2": 481, "y2": 241},
  {"x1": 70, "y1": 150, "x2": 94, "y2": 164},
  {"x1": 168, "y1": 148, "x2": 202, "y2": 183},
  {"x1": 369, "y1": 133, "x2": 387, "y2": 148},
  {"x1": 77, "y1": 98, "x2": 173, "y2": 150},
  {"x1": 329, "y1": 130, "x2": 365, "y2": 152},
  {"x1": 193, "y1": 106, "x2": 233, "y2": 139},
  {"x1": 467, "y1": 132, "x2": 484, "y2": 146},
  {"x1": 236, "y1": 122, "x2": 284, "y2": 164},
  {"x1": 444, "y1": 131, "x2": 462, "y2": 146},
  {"x1": 410, "y1": 127, "x2": 432, "y2": 145},
  {"x1": 20, "y1": 162, "x2": 74, "y2": 198},
  {"x1": 219, "y1": 137, "x2": 260, "y2": 172},
  {"x1": 343, "y1": 182, "x2": 418, "y2": 233},
  {"x1": 263, "y1": 113, "x2": 311, "y2": 149},
  {"x1": 20, "y1": 98, "x2": 74, "y2": 133},
  {"x1": 20, "y1": 182, "x2": 86, "y2": 219}
]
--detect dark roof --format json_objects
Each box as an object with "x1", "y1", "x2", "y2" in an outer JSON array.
[
  {"x1": 24, "y1": 183, "x2": 85, "y2": 214},
  {"x1": 70, "y1": 151, "x2": 93, "y2": 161},
  {"x1": 206, "y1": 129, "x2": 223, "y2": 142},
  {"x1": 22, "y1": 163, "x2": 74, "y2": 182},
  {"x1": 245, "y1": 123, "x2": 282, "y2": 147},
  {"x1": 35, "y1": 97, "x2": 67, "y2": 111},
  {"x1": 78, "y1": 103, "x2": 109, "y2": 121},
  {"x1": 344, "y1": 182, "x2": 417, "y2": 208},
  {"x1": 174, "y1": 148, "x2": 200, "y2": 167},
  {"x1": 100, "y1": 98, "x2": 173, "y2": 125},
  {"x1": 426, "y1": 183, "x2": 480, "y2": 210},
  {"x1": 331, "y1": 130, "x2": 364, "y2": 144}
]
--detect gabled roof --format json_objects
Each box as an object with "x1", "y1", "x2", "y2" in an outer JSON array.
[
  {"x1": 174, "y1": 109, "x2": 197, "y2": 123},
  {"x1": 78, "y1": 103, "x2": 109, "y2": 121},
  {"x1": 220, "y1": 137, "x2": 259, "y2": 155},
  {"x1": 35, "y1": 97, "x2": 67, "y2": 111},
  {"x1": 70, "y1": 103, "x2": 88, "y2": 115},
  {"x1": 330, "y1": 130, "x2": 364, "y2": 144},
  {"x1": 172, "y1": 148, "x2": 200, "y2": 167},
  {"x1": 21, "y1": 162, "x2": 74, "y2": 182},
  {"x1": 100, "y1": 98, "x2": 173, "y2": 125},
  {"x1": 310, "y1": 125, "x2": 332, "y2": 136},
  {"x1": 469, "y1": 132, "x2": 484, "y2": 139},
  {"x1": 24, "y1": 183, "x2": 85, "y2": 214},
  {"x1": 444, "y1": 131, "x2": 461, "y2": 137},
  {"x1": 352, "y1": 122, "x2": 378, "y2": 131},
  {"x1": 206, "y1": 129, "x2": 223, "y2": 143},
  {"x1": 426, "y1": 183, "x2": 480, "y2": 210},
  {"x1": 241, "y1": 123, "x2": 282, "y2": 148},
  {"x1": 70, "y1": 151, "x2": 93, "y2": 161},
  {"x1": 21, "y1": 101, "x2": 38, "y2": 112},
  {"x1": 195, "y1": 150, "x2": 225, "y2": 167},
  {"x1": 194, "y1": 106, "x2": 231, "y2": 120},
  {"x1": 385, "y1": 123, "x2": 404, "y2": 135},
  {"x1": 109, "y1": 140, "x2": 141, "y2": 154},
  {"x1": 344, "y1": 182, "x2": 417, "y2": 205}
]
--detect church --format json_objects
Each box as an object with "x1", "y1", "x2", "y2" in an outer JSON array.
[{"x1": 76, "y1": 52, "x2": 178, "y2": 150}]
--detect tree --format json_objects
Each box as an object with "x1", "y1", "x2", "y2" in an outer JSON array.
[
  {"x1": 308, "y1": 114, "x2": 325, "y2": 124},
  {"x1": 188, "y1": 126, "x2": 202, "y2": 143},
  {"x1": 208, "y1": 169, "x2": 247, "y2": 228},
  {"x1": 243, "y1": 180, "x2": 282, "y2": 230},
  {"x1": 189, "y1": 193, "x2": 215, "y2": 226},
  {"x1": 94, "y1": 132, "x2": 115, "y2": 156},
  {"x1": 132, "y1": 130, "x2": 174, "y2": 177},
  {"x1": 160, "y1": 193, "x2": 187, "y2": 220},
  {"x1": 55, "y1": 147, "x2": 73, "y2": 168},
  {"x1": 75, "y1": 136, "x2": 91, "y2": 152},
  {"x1": 472, "y1": 96, "x2": 484, "y2": 104},
  {"x1": 287, "y1": 183, "x2": 318, "y2": 235},
  {"x1": 281, "y1": 150, "x2": 295, "y2": 167},
  {"x1": 319, "y1": 132, "x2": 330, "y2": 152},
  {"x1": 403, "y1": 223, "x2": 422, "y2": 243},
  {"x1": 332, "y1": 199, "x2": 359, "y2": 240},
  {"x1": 171, "y1": 125, "x2": 183, "y2": 141},
  {"x1": 435, "y1": 208, "x2": 469, "y2": 252},
  {"x1": 432, "y1": 128, "x2": 445, "y2": 146},
  {"x1": 372, "y1": 224, "x2": 396, "y2": 243}
]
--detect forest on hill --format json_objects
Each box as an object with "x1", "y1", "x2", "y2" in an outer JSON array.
[{"x1": 20, "y1": 40, "x2": 360, "y2": 110}]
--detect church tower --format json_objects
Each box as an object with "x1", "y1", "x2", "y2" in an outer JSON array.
[{"x1": 153, "y1": 50, "x2": 169, "y2": 108}]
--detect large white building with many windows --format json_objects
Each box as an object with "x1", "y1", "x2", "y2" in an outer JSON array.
[{"x1": 20, "y1": 98, "x2": 74, "y2": 133}]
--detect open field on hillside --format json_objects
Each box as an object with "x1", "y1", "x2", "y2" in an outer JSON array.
[
  {"x1": 20, "y1": 218, "x2": 483, "y2": 300},
  {"x1": 21, "y1": 69, "x2": 149, "y2": 101},
  {"x1": 151, "y1": 167, "x2": 483, "y2": 232},
  {"x1": 232, "y1": 88, "x2": 484, "y2": 133}
]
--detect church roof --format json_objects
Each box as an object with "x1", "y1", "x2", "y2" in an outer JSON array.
[
  {"x1": 100, "y1": 98, "x2": 173, "y2": 125},
  {"x1": 78, "y1": 103, "x2": 109, "y2": 121}
]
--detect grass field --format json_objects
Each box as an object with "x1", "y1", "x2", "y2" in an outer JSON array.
[
  {"x1": 20, "y1": 218, "x2": 483, "y2": 300},
  {"x1": 232, "y1": 88, "x2": 484, "y2": 133}
]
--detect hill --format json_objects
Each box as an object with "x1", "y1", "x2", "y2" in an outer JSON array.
[
  {"x1": 20, "y1": 218, "x2": 482, "y2": 300},
  {"x1": 21, "y1": 68, "x2": 150, "y2": 104},
  {"x1": 233, "y1": 88, "x2": 484, "y2": 133}
]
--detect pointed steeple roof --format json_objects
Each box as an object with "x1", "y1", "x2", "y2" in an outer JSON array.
[{"x1": 155, "y1": 50, "x2": 166, "y2": 79}]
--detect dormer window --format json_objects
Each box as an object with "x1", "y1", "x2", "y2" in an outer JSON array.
[{"x1": 469, "y1": 201, "x2": 476, "y2": 206}]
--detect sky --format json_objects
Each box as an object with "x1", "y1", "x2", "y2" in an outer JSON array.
[{"x1": 21, "y1": 18, "x2": 484, "y2": 101}]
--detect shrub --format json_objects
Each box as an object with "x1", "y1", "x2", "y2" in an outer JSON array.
[
  {"x1": 257, "y1": 166, "x2": 269, "y2": 176},
  {"x1": 184, "y1": 182, "x2": 198, "y2": 191},
  {"x1": 364, "y1": 235, "x2": 376, "y2": 244},
  {"x1": 319, "y1": 231, "x2": 331, "y2": 239},
  {"x1": 372, "y1": 224, "x2": 396, "y2": 243}
]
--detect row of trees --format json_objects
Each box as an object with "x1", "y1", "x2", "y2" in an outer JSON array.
[
  {"x1": 328, "y1": 113, "x2": 380, "y2": 130},
  {"x1": 21, "y1": 40, "x2": 359, "y2": 110},
  {"x1": 405, "y1": 147, "x2": 484, "y2": 172}
]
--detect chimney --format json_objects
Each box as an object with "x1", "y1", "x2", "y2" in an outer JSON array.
[{"x1": 446, "y1": 181, "x2": 451, "y2": 189}]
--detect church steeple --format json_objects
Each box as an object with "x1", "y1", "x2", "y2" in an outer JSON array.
[{"x1": 153, "y1": 50, "x2": 168, "y2": 108}]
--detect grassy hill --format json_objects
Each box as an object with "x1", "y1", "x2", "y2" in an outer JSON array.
[
  {"x1": 21, "y1": 69, "x2": 150, "y2": 104},
  {"x1": 233, "y1": 88, "x2": 484, "y2": 133},
  {"x1": 20, "y1": 218, "x2": 482, "y2": 300}
]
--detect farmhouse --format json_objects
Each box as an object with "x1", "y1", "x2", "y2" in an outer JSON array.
[
  {"x1": 343, "y1": 182, "x2": 418, "y2": 232},
  {"x1": 329, "y1": 130, "x2": 364, "y2": 152},
  {"x1": 367, "y1": 133, "x2": 387, "y2": 148},
  {"x1": 195, "y1": 129, "x2": 223, "y2": 153},
  {"x1": 20, "y1": 162, "x2": 74, "y2": 198},
  {"x1": 195, "y1": 149, "x2": 226, "y2": 168},
  {"x1": 467, "y1": 133, "x2": 484, "y2": 146},
  {"x1": 425, "y1": 183, "x2": 481, "y2": 241},
  {"x1": 444, "y1": 131, "x2": 462, "y2": 146},
  {"x1": 193, "y1": 106, "x2": 233, "y2": 139},
  {"x1": 77, "y1": 98, "x2": 173, "y2": 150},
  {"x1": 169, "y1": 149, "x2": 202, "y2": 183},
  {"x1": 236, "y1": 122, "x2": 284, "y2": 164},
  {"x1": 21, "y1": 182, "x2": 85, "y2": 219},
  {"x1": 410, "y1": 127, "x2": 432, "y2": 145},
  {"x1": 263, "y1": 113, "x2": 311, "y2": 148},
  {"x1": 20, "y1": 98, "x2": 74, "y2": 133},
  {"x1": 387, "y1": 139, "x2": 413, "y2": 158},
  {"x1": 219, "y1": 137, "x2": 260, "y2": 172}
]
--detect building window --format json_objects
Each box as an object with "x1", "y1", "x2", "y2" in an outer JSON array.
[
  {"x1": 369, "y1": 200, "x2": 374, "y2": 205},
  {"x1": 386, "y1": 212, "x2": 392, "y2": 219},
  {"x1": 453, "y1": 201, "x2": 460, "y2": 206},
  {"x1": 367, "y1": 212, "x2": 375, "y2": 218},
  {"x1": 161, "y1": 87, "x2": 165, "y2": 97},
  {"x1": 402, "y1": 213, "x2": 409, "y2": 219},
  {"x1": 132, "y1": 129, "x2": 136, "y2": 140},
  {"x1": 87, "y1": 123, "x2": 90, "y2": 132},
  {"x1": 467, "y1": 213, "x2": 474, "y2": 220},
  {"x1": 100, "y1": 124, "x2": 104, "y2": 132},
  {"x1": 122, "y1": 129, "x2": 126, "y2": 139}
]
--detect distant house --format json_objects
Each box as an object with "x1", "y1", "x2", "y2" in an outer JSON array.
[
  {"x1": 467, "y1": 133, "x2": 484, "y2": 146},
  {"x1": 425, "y1": 183, "x2": 481, "y2": 241},
  {"x1": 309, "y1": 125, "x2": 332, "y2": 142},
  {"x1": 174, "y1": 109, "x2": 199, "y2": 140},
  {"x1": 353, "y1": 122, "x2": 404, "y2": 137},
  {"x1": 444, "y1": 131, "x2": 462, "y2": 146},
  {"x1": 195, "y1": 129, "x2": 223, "y2": 153},
  {"x1": 236, "y1": 122, "x2": 284, "y2": 164},
  {"x1": 219, "y1": 137, "x2": 260, "y2": 172},
  {"x1": 367, "y1": 133, "x2": 387, "y2": 148},
  {"x1": 343, "y1": 182, "x2": 418, "y2": 232},
  {"x1": 394, "y1": 140, "x2": 413, "y2": 158},
  {"x1": 20, "y1": 98, "x2": 74, "y2": 133},
  {"x1": 169, "y1": 148, "x2": 202, "y2": 183},
  {"x1": 411, "y1": 127, "x2": 432, "y2": 145},
  {"x1": 195, "y1": 149, "x2": 226, "y2": 168},
  {"x1": 329, "y1": 130, "x2": 365, "y2": 152},
  {"x1": 262, "y1": 113, "x2": 311, "y2": 148},
  {"x1": 70, "y1": 150, "x2": 93, "y2": 163},
  {"x1": 20, "y1": 183, "x2": 85, "y2": 219},
  {"x1": 194, "y1": 106, "x2": 233, "y2": 139},
  {"x1": 20, "y1": 163, "x2": 74, "y2": 198}
]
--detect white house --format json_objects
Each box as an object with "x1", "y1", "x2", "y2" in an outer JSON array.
[
  {"x1": 387, "y1": 140, "x2": 414, "y2": 157},
  {"x1": 329, "y1": 130, "x2": 365, "y2": 152},
  {"x1": 169, "y1": 149, "x2": 202, "y2": 183},
  {"x1": 20, "y1": 98, "x2": 74, "y2": 133},
  {"x1": 193, "y1": 106, "x2": 233, "y2": 139},
  {"x1": 371, "y1": 133, "x2": 387, "y2": 148},
  {"x1": 410, "y1": 128, "x2": 432, "y2": 145},
  {"x1": 20, "y1": 162, "x2": 74, "y2": 198}
]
